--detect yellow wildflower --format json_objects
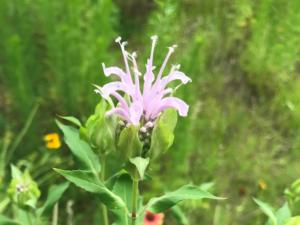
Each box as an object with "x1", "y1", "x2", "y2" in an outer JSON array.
[
  {"x1": 258, "y1": 180, "x2": 267, "y2": 190},
  {"x1": 44, "y1": 133, "x2": 61, "y2": 150}
]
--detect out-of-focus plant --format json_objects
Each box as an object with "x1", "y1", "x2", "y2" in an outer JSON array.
[
  {"x1": 285, "y1": 179, "x2": 300, "y2": 215},
  {"x1": 254, "y1": 178, "x2": 300, "y2": 225},
  {"x1": 7, "y1": 165, "x2": 41, "y2": 209},
  {"x1": 54, "y1": 36, "x2": 222, "y2": 225},
  {"x1": 254, "y1": 198, "x2": 291, "y2": 225},
  {"x1": 0, "y1": 165, "x2": 69, "y2": 225},
  {"x1": 0, "y1": 102, "x2": 39, "y2": 184},
  {"x1": 0, "y1": 0, "x2": 119, "y2": 155}
]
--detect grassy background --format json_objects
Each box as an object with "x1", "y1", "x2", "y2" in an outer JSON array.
[{"x1": 1, "y1": 0, "x2": 300, "y2": 224}]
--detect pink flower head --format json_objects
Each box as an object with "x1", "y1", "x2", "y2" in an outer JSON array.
[
  {"x1": 143, "y1": 211, "x2": 164, "y2": 225},
  {"x1": 95, "y1": 36, "x2": 191, "y2": 125}
]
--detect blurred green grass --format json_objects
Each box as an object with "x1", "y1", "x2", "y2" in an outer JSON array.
[{"x1": 1, "y1": 0, "x2": 300, "y2": 224}]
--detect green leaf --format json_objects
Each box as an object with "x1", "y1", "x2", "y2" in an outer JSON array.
[
  {"x1": 37, "y1": 182, "x2": 69, "y2": 216},
  {"x1": 147, "y1": 184, "x2": 222, "y2": 213},
  {"x1": 285, "y1": 179, "x2": 300, "y2": 206},
  {"x1": 117, "y1": 125, "x2": 142, "y2": 159},
  {"x1": 58, "y1": 116, "x2": 82, "y2": 127},
  {"x1": 171, "y1": 205, "x2": 189, "y2": 225},
  {"x1": 56, "y1": 120, "x2": 101, "y2": 174},
  {"x1": 105, "y1": 170, "x2": 129, "y2": 189},
  {"x1": 254, "y1": 198, "x2": 277, "y2": 225},
  {"x1": 0, "y1": 197, "x2": 10, "y2": 213},
  {"x1": 284, "y1": 216, "x2": 300, "y2": 225},
  {"x1": 0, "y1": 215, "x2": 20, "y2": 225},
  {"x1": 13, "y1": 208, "x2": 35, "y2": 225},
  {"x1": 54, "y1": 169, "x2": 126, "y2": 210},
  {"x1": 149, "y1": 109, "x2": 177, "y2": 158},
  {"x1": 112, "y1": 174, "x2": 133, "y2": 211},
  {"x1": 10, "y1": 164, "x2": 22, "y2": 180},
  {"x1": 199, "y1": 182, "x2": 215, "y2": 191},
  {"x1": 276, "y1": 203, "x2": 291, "y2": 225},
  {"x1": 111, "y1": 208, "x2": 129, "y2": 225},
  {"x1": 129, "y1": 157, "x2": 149, "y2": 179}
]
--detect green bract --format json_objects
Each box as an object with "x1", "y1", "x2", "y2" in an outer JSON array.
[
  {"x1": 148, "y1": 109, "x2": 178, "y2": 158},
  {"x1": 117, "y1": 125, "x2": 143, "y2": 159},
  {"x1": 115, "y1": 109, "x2": 178, "y2": 160},
  {"x1": 7, "y1": 165, "x2": 40, "y2": 209}
]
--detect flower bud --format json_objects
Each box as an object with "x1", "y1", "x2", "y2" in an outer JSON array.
[
  {"x1": 7, "y1": 165, "x2": 40, "y2": 209},
  {"x1": 84, "y1": 100, "x2": 117, "y2": 154}
]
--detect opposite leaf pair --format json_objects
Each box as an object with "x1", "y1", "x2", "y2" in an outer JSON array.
[{"x1": 3, "y1": 165, "x2": 69, "y2": 225}]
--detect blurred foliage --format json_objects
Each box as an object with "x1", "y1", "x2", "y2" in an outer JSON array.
[{"x1": 1, "y1": 0, "x2": 300, "y2": 224}]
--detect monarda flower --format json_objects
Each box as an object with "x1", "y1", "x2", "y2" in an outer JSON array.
[
  {"x1": 95, "y1": 36, "x2": 191, "y2": 126},
  {"x1": 143, "y1": 211, "x2": 164, "y2": 225}
]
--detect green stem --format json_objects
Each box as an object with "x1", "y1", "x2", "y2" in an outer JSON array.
[
  {"x1": 6, "y1": 100, "x2": 40, "y2": 165},
  {"x1": 52, "y1": 203, "x2": 59, "y2": 225},
  {"x1": 131, "y1": 170, "x2": 139, "y2": 225},
  {"x1": 100, "y1": 154, "x2": 109, "y2": 225}
]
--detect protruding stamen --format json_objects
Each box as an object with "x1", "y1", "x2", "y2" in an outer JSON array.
[
  {"x1": 115, "y1": 38, "x2": 132, "y2": 84},
  {"x1": 169, "y1": 65, "x2": 177, "y2": 73},
  {"x1": 145, "y1": 121, "x2": 154, "y2": 128},
  {"x1": 132, "y1": 68, "x2": 141, "y2": 77},
  {"x1": 150, "y1": 35, "x2": 158, "y2": 64},
  {"x1": 140, "y1": 126, "x2": 147, "y2": 133},
  {"x1": 115, "y1": 36, "x2": 122, "y2": 43},
  {"x1": 173, "y1": 84, "x2": 183, "y2": 92},
  {"x1": 151, "y1": 35, "x2": 158, "y2": 41},
  {"x1": 93, "y1": 84, "x2": 103, "y2": 94},
  {"x1": 101, "y1": 63, "x2": 107, "y2": 75},
  {"x1": 132, "y1": 51, "x2": 137, "y2": 58},
  {"x1": 130, "y1": 52, "x2": 141, "y2": 94},
  {"x1": 156, "y1": 45, "x2": 177, "y2": 81}
]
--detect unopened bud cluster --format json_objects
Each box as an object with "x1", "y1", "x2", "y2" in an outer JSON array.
[
  {"x1": 116, "y1": 119, "x2": 155, "y2": 157},
  {"x1": 16, "y1": 183, "x2": 29, "y2": 193},
  {"x1": 139, "y1": 121, "x2": 154, "y2": 156},
  {"x1": 7, "y1": 166, "x2": 40, "y2": 208}
]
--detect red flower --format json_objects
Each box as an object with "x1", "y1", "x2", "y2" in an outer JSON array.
[{"x1": 143, "y1": 211, "x2": 164, "y2": 225}]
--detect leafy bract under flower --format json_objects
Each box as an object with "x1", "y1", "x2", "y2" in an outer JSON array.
[{"x1": 95, "y1": 36, "x2": 191, "y2": 125}]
